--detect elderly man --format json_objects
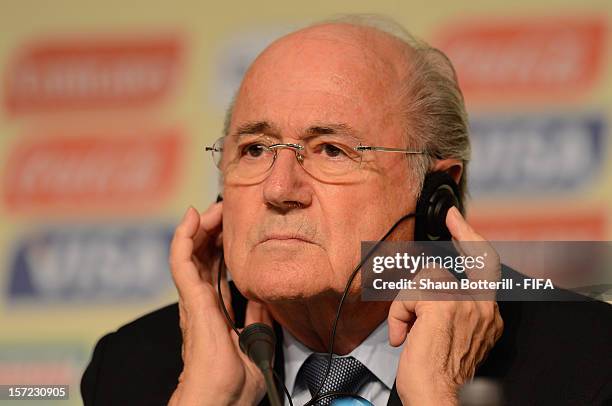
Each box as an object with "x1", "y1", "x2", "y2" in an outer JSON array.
[{"x1": 81, "y1": 16, "x2": 611, "y2": 406}]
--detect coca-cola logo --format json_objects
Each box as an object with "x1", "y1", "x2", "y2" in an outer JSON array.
[
  {"x1": 434, "y1": 17, "x2": 606, "y2": 101},
  {"x1": 3, "y1": 130, "x2": 183, "y2": 212}
]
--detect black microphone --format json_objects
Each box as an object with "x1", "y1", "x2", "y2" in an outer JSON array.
[
  {"x1": 458, "y1": 378, "x2": 504, "y2": 406},
  {"x1": 239, "y1": 323, "x2": 283, "y2": 406}
]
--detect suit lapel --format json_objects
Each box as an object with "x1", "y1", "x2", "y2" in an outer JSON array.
[{"x1": 386, "y1": 381, "x2": 403, "y2": 405}]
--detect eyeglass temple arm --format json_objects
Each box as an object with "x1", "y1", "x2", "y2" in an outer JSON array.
[{"x1": 356, "y1": 146, "x2": 425, "y2": 154}]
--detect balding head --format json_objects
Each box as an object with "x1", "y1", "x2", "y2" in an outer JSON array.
[
  {"x1": 231, "y1": 22, "x2": 413, "y2": 154},
  {"x1": 225, "y1": 17, "x2": 470, "y2": 202},
  {"x1": 242, "y1": 22, "x2": 412, "y2": 102}
]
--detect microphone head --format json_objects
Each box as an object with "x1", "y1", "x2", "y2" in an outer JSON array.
[
  {"x1": 239, "y1": 323, "x2": 276, "y2": 371},
  {"x1": 458, "y1": 378, "x2": 504, "y2": 406}
]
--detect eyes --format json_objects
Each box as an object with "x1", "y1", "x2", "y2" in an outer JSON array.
[
  {"x1": 242, "y1": 143, "x2": 266, "y2": 158},
  {"x1": 320, "y1": 143, "x2": 343, "y2": 158},
  {"x1": 238, "y1": 140, "x2": 354, "y2": 160},
  {"x1": 221, "y1": 135, "x2": 365, "y2": 178}
]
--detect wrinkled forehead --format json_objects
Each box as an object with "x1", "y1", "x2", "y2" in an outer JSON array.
[{"x1": 230, "y1": 24, "x2": 410, "y2": 144}]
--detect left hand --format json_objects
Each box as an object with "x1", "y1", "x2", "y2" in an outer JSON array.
[{"x1": 388, "y1": 206, "x2": 504, "y2": 406}]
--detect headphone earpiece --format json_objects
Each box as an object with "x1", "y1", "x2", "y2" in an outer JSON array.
[{"x1": 414, "y1": 171, "x2": 463, "y2": 241}]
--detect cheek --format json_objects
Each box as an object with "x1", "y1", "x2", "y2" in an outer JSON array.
[
  {"x1": 319, "y1": 187, "x2": 388, "y2": 274},
  {"x1": 222, "y1": 188, "x2": 259, "y2": 274},
  {"x1": 321, "y1": 176, "x2": 415, "y2": 267}
]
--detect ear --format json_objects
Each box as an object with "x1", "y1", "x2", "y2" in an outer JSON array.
[{"x1": 431, "y1": 159, "x2": 463, "y2": 185}]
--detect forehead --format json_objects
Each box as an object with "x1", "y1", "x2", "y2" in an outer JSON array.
[{"x1": 230, "y1": 24, "x2": 408, "y2": 144}]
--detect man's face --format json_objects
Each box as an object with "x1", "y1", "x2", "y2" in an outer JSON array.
[{"x1": 222, "y1": 24, "x2": 419, "y2": 302}]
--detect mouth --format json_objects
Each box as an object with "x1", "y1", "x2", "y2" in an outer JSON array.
[{"x1": 260, "y1": 234, "x2": 316, "y2": 245}]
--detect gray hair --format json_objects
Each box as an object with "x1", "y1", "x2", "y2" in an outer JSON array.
[{"x1": 223, "y1": 14, "x2": 471, "y2": 203}]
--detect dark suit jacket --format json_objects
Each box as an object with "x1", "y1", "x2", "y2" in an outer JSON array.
[{"x1": 81, "y1": 277, "x2": 612, "y2": 405}]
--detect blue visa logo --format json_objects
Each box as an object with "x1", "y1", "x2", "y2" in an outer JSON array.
[
  {"x1": 7, "y1": 225, "x2": 175, "y2": 302},
  {"x1": 469, "y1": 114, "x2": 605, "y2": 195}
]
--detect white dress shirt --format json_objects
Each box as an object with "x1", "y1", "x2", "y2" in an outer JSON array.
[{"x1": 282, "y1": 320, "x2": 404, "y2": 406}]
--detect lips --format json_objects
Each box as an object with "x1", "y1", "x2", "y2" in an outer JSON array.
[
  {"x1": 259, "y1": 233, "x2": 316, "y2": 245},
  {"x1": 254, "y1": 218, "x2": 319, "y2": 247}
]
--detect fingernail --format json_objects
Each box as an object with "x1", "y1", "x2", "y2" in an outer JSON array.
[
  {"x1": 449, "y1": 206, "x2": 460, "y2": 218},
  {"x1": 182, "y1": 206, "x2": 194, "y2": 221}
]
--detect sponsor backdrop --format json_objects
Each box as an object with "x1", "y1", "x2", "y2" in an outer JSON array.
[{"x1": 1, "y1": 0, "x2": 610, "y2": 403}]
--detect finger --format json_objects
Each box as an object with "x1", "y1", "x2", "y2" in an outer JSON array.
[
  {"x1": 447, "y1": 207, "x2": 500, "y2": 284},
  {"x1": 473, "y1": 301, "x2": 503, "y2": 365},
  {"x1": 193, "y1": 202, "x2": 223, "y2": 250},
  {"x1": 388, "y1": 300, "x2": 417, "y2": 347},
  {"x1": 171, "y1": 206, "x2": 199, "y2": 258},
  {"x1": 192, "y1": 203, "x2": 224, "y2": 283},
  {"x1": 446, "y1": 206, "x2": 484, "y2": 242},
  {"x1": 245, "y1": 301, "x2": 274, "y2": 327},
  {"x1": 416, "y1": 264, "x2": 472, "y2": 300},
  {"x1": 170, "y1": 206, "x2": 204, "y2": 290},
  {"x1": 169, "y1": 205, "x2": 223, "y2": 304}
]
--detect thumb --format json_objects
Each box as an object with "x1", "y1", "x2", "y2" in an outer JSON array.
[
  {"x1": 446, "y1": 206, "x2": 484, "y2": 242},
  {"x1": 388, "y1": 300, "x2": 417, "y2": 347}
]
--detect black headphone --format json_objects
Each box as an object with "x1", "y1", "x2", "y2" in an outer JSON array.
[{"x1": 414, "y1": 171, "x2": 463, "y2": 241}]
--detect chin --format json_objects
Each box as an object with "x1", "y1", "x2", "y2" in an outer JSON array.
[{"x1": 230, "y1": 244, "x2": 336, "y2": 303}]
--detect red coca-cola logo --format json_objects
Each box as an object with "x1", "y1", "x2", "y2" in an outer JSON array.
[
  {"x1": 434, "y1": 17, "x2": 606, "y2": 101},
  {"x1": 3, "y1": 130, "x2": 183, "y2": 212},
  {"x1": 4, "y1": 36, "x2": 183, "y2": 114}
]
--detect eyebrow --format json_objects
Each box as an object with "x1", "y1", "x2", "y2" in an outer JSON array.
[
  {"x1": 234, "y1": 121, "x2": 280, "y2": 137},
  {"x1": 232, "y1": 121, "x2": 362, "y2": 141},
  {"x1": 305, "y1": 123, "x2": 358, "y2": 137}
]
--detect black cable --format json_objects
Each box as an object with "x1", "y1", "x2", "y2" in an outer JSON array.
[
  {"x1": 274, "y1": 370, "x2": 294, "y2": 406},
  {"x1": 312, "y1": 391, "x2": 371, "y2": 404},
  {"x1": 304, "y1": 212, "x2": 416, "y2": 406},
  {"x1": 217, "y1": 251, "x2": 241, "y2": 336},
  {"x1": 217, "y1": 212, "x2": 416, "y2": 405}
]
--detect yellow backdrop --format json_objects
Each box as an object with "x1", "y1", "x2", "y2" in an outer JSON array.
[{"x1": 1, "y1": 1, "x2": 610, "y2": 403}]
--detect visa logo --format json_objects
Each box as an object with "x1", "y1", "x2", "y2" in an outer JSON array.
[
  {"x1": 469, "y1": 114, "x2": 605, "y2": 195},
  {"x1": 7, "y1": 225, "x2": 174, "y2": 302}
]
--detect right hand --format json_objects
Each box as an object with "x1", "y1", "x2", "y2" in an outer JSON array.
[{"x1": 168, "y1": 204, "x2": 272, "y2": 406}]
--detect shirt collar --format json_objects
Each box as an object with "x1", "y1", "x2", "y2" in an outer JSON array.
[{"x1": 282, "y1": 320, "x2": 403, "y2": 395}]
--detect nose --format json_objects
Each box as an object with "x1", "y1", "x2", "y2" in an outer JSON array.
[{"x1": 262, "y1": 147, "x2": 312, "y2": 212}]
